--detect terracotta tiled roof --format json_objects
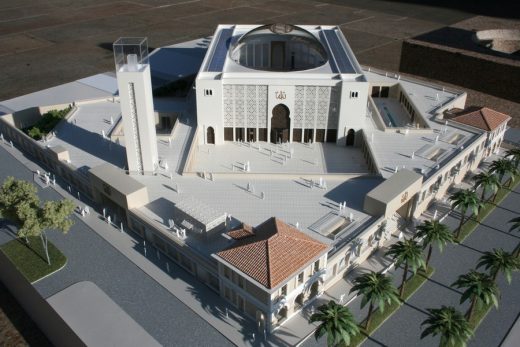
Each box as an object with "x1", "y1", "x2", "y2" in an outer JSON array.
[
  {"x1": 450, "y1": 106, "x2": 510, "y2": 132},
  {"x1": 227, "y1": 224, "x2": 255, "y2": 240},
  {"x1": 216, "y1": 217, "x2": 328, "y2": 289}
]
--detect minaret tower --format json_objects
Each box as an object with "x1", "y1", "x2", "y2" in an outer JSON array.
[{"x1": 113, "y1": 37, "x2": 158, "y2": 175}]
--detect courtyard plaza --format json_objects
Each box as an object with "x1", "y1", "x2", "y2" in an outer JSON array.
[{"x1": 190, "y1": 141, "x2": 368, "y2": 175}]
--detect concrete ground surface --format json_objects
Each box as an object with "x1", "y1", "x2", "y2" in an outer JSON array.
[{"x1": 302, "y1": 176, "x2": 520, "y2": 347}]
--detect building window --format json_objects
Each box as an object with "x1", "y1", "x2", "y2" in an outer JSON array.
[
  {"x1": 204, "y1": 89, "x2": 213, "y2": 96},
  {"x1": 298, "y1": 272, "x2": 304, "y2": 284},
  {"x1": 313, "y1": 260, "x2": 320, "y2": 273},
  {"x1": 281, "y1": 284, "x2": 287, "y2": 296},
  {"x1": 224, "y1": 266, "x2": 231, "y2": 279},
  {"x1": 350, "y1": 91, "x2": 359, "y2": 98},
  {"x1": 238, "y1": 276, "x2": 244, "y2": 289}
]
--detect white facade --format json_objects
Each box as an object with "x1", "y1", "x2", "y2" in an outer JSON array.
[
  {"x1": 196, "y1": 25, "x2": 369, "y2": 146},
  {"x1": 117, "y1": 60, "x2": 158, "y2": 175}
]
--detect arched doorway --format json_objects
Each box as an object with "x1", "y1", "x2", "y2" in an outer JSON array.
[
  {"x1": 271, "y1": 104, "x2": 290, "y2": 144},
  {"x1": 206, "y1": 126, "x2": 215, "y2": 144},
  {"x1": 295, "y1": 293, "x2": 304, "y2": 309},
  {"x1": 310, "y1": 281, "x2": 319, "y2": 299},
  {"x1": 346, "y1": 129, "x2": 355, "y2": 146}
]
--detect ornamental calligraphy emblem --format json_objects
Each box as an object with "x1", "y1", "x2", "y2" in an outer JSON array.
[{"x1": 275, "y1": 91, "x2": 286, "y2": 100}]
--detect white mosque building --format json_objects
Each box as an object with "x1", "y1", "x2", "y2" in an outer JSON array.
[{"x1": 195, "y1": 24, "x2": 368, "y2": 146}]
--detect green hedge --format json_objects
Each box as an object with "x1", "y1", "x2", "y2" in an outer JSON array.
[
  {"x1": 24, "y1": 107, "x2": 71, "y2": 140},
  {"x1": 468, "y1": 301, "x2": 494, "y2": 331},
  {"x1": 0, "y1": 236, "x2": 67, "y2": 283}
]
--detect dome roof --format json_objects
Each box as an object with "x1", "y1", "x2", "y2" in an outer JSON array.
[{"x1": 230, "y1": 24, "x2": 328, "y2": 72}]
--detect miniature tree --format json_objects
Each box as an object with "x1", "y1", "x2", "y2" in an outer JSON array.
[
  {"x1": 477, "y1": 249, "x2": 519, "y2": 284},
  {"x1": 0, "y1": 177, "x2": 74, "y2": 265},
  {"x1": 489, "y1": 158, "x2": 517, "y2": 188},
  {"x1": 451, "y1": 270, "x2": 499, "y2": 321},
  {"x1": 505, "y1": 148, "x2": 520, "y2": 169},
  {"x1": 349, "y1": 271, "x2": 399, "y2": 330},
  {"x1": 415, "y1": 220, "x2": 453, "y2": 268},
  {"x1": 449, "y1": 189, "x2": 482, "y2": 239},
  {"x1": 309, "y1": 300, "x2": 360, "y2": 347},
  {"x1": 472, "y1": 172, "x2": 499, "y2": 203},
  {"x1": 421, "y1": 306, "x2": 472, "y2": 347},
  {"x1": 386, "y1": 238, "x2": 426, "y2": 298}
]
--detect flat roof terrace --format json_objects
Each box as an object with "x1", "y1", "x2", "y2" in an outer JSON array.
[
  {"x1": 45, "y1": 101, "x2": 126, "y2": 173},
  {"x1": 188, "y1": 141, "x2": 369, "y2": 175},
  {"x1": 135, "y1": 174, "x2": 382, "y2": 255}
]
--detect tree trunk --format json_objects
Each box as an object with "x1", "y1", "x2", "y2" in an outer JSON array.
[
  {"x1": 492, "y1": 269, "x2": 499, "y2": 283},
  {"x1": 425, "y1": 245, "x2": 433, "y2": 268},
  {"x1": 480, "y1": 188, "x2": 486, "y2": 203},
  {"x1": 467, "y1": 295, "x2": 477, "y2": 321},
  {"x1": 492, "y1": 190, "x2": 498, "y2": 203},
  {"x1": 456, "y1": 210, "x2": 465, "y2": 239},
  {"x1": 400, "y1": 262, "x2": 409, "y2": 298},
  {"x1": 365, "y1": 302, "x2": 374, "y2": 330},
  {"x1": 40, "y1": 232, "x2": 50, "y2": 265}
]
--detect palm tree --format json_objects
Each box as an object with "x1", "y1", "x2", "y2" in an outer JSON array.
[
  {"x1": 477, "y1": 249, "x2": 520, "y2": 284},
  {"x1": 386, "y1": 238, "x2": 426, "y2": 298},
  {"x1": 310, "y1": 300, "x2": 360, "y2": 347},
  {"x1": 349, "y1": 271, "x2": 400, "y2": 330},
  {"x1": 505, "y1": 148, "x2": 520, "y2": 168},
  {"x1": 472, "y1": 172, "x2": 499, "y2": 203},
  {"x1": 449, "y1": 189, "x2": 482, "y2": 239},
  {"x1": 421, "y1": 306, "x2": 473, "y2": 347},
  {"x1": 415, "y1": 220, "x2": 454, "y2": 268},
  {"x1": 451, "y1": 270, "x2": 499, "y2": 321},
  {"x1": 489, "y1": 158, "x2": 517, "y2": 188},
  {"x1": 508, "y1": 216, "x2": 520, "y2": 257}
]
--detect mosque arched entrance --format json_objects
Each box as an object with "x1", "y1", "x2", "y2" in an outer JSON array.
[{"x1": 270, "y1": 104, "x2": 290, "y2": 143}]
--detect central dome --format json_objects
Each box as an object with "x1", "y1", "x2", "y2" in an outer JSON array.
[{"x1": 230, "y1": 24, "x2": 328, "y2": 72}]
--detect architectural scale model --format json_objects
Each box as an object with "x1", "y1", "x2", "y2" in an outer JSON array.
[{"x1": 0, "y1": 23, "x2": 511, "y2": 336}]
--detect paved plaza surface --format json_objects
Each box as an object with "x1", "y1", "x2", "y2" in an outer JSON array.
[
  {"x1": 191, "y1": 142, "x2": 369, "y2": 175},
  {"x1": 302, "y1": 175, "x2": 520, "y2": 347}
]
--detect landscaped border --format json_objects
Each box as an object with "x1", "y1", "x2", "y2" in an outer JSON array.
[
  {"x1": 0, "y1": 236, "x2": 67, "y2": 283},
  {"x1": 348, "y1": 266, "x2": 435, "y2": 347},
  {"x1": 456, "y1": 175, "x2": 520, "y2": 243}
]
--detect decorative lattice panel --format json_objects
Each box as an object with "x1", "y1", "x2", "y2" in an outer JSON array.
[
  {"x1": 316, "y1": 86, "x2": 330, "y2": 128},
  {"x1": 235, "y1": 99, "x2": 245, "y2": 126},
  {"x1": 294, "y1": 86, "x2": 304, "y2": 127},
  {"x1": 258, "y1": 86, "x2": 267, "y2": 127},
  {"x1": 222, "y1": 84, "x2": 268, "y2": 129},
  {"x1": 304, "y1": 87, "x2": 317, "y2": 127},
  {"x1": 224, "y1": 99, "x2": 233, "y2": 126}
]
